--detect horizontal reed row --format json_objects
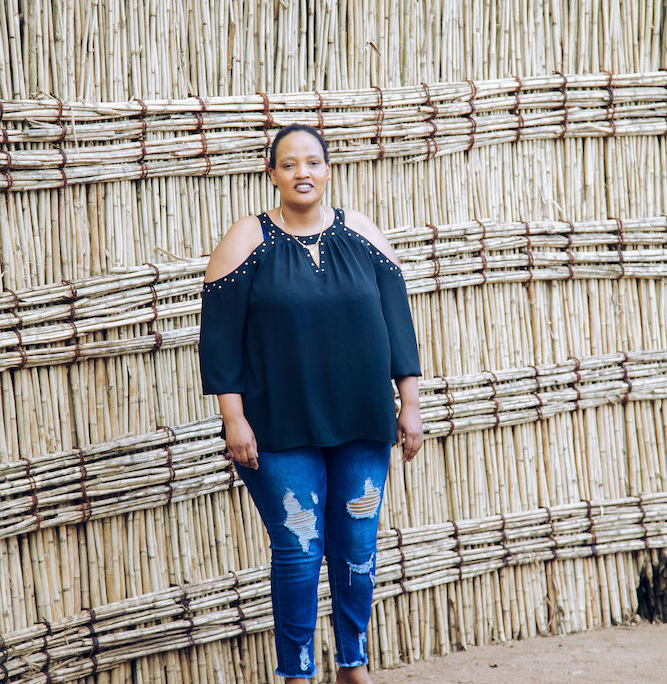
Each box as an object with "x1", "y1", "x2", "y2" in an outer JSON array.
[
  {"x1": 3, "y1": 72, "x2": 665, "y2": 120},
  {"x1": 2, "y1": 72, "x2": 667, "y2": 190},
  {"x1": 2, "y1": 495, "x2": 665, "y2": 684},
  {"x1": 0, "y1": 215, "x2": 664, "y2": 371},
  {"x1": 1, "y1": 350, "x2": 665, "y2": 540},
  {"x1": 2, "y1": 214, "x2": 666, "y2": 310}
]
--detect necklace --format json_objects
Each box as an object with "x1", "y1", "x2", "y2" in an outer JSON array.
[{"x1": 279, "y1": 206, "x2": 327, "y2": 263}]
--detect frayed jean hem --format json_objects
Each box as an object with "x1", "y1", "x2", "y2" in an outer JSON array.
[
  {"x1": 335, "y1": 657, "x2": 368, "y2": 668},
  {"x1": 275, "y1": 666, "x2": 318, "y2": 679}
]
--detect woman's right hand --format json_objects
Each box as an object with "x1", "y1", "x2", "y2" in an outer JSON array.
[{"x1": 223, "y1": 414, "x2": 260, "y2": 469}]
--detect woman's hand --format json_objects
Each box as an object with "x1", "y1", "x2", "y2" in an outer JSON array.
[
  {"x1": 224, "y1": 414, "x2": 260, "y2": 469},
  {"x1": 397, "y1": 403, "x2": 423, "y2": 462}
]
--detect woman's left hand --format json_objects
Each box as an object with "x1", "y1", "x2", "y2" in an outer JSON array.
[{"x1": 397, "y1": 403, "x2": 423, "y2": 462}]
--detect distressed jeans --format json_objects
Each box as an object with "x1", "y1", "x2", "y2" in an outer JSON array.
[{"x1": 234, "y1": 438, "x2": 392, "y2": 679}]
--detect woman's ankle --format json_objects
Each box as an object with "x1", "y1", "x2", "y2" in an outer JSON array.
[{"x1": 336, "y1": 664, "x2": 374, "y2": 684}]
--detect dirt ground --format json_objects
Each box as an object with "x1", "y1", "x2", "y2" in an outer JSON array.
[{"x1": 372, "y1": 621, "x2": 666, "y2": 684}]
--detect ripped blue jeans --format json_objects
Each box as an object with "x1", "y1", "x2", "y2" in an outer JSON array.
[{"x1": 234, "y1": 438, "x2": 391, "y2": 679}]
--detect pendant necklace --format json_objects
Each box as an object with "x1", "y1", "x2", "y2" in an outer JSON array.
[{"x1": 280, "y1": 206, "x2": 326, "y2": 263}]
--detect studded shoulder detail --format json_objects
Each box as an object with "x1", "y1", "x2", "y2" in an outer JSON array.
[
  {"x1": 202, "y1": 216, "x2": 277, "y2": 293},
  {"x1": 339, "y1": 219, "x2": 405, "y2": 280}
]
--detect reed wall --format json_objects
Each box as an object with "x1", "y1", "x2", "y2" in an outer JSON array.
[{"x1": 0, "y1": 2, "x2": 666, "y2": 683}]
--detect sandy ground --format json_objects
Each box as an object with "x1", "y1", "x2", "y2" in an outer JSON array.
[{"x1": 372, "y1": 622, "x2": 667, "y2": 684}]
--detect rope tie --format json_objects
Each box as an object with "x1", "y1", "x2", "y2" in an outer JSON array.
[
  {"x1": 620, "y1": 352, "x2": 633, "y2": 405},
  {"x1": 74, "y1": 446, "x2": 92, "y2": 522},
  {"x1": 7, "y1": 289, "x2": 27, "y2": 368},
  {"x1": 20, "y1": 456, "x2": 42, "y2": 531},
  {"x1": 637, "y1": 496, "x2": 650, "y2": 550},
  {"x1": 609, "y1": 216, "x2": 626, "y2": 278},
  {"x1": 530, "y1": 365, "x2": 544, "y2": 421},
  {"x1": 55, "y1": 148, "x2": 68, "y2": 188},
  {"x1": 142, "y1": 263, "x2": 163, "y2": 353},
  {"x1": 451, "y1": 519, "x2": 464, "y2": 581},
  {"x1": 392, "y1": 527, "x2": 408, "y2": 594},
  {"x1": 569, "y1": 356, "x2": 583, "y2": 412},
  {"x1": 544, "y1": 507, "x2": 559, "y2": 560},
  {"x1": 62, "y1": 279, "x2": 81, "y2": 364},
  {"x1": 475, "y1": 218, "x2": 489, "y2": 285},
  {"x1": 165, "y1": 445, "x2": 175, "y2": 504},
  {"x1": 37, "y1": 619, "x2": 53, "y2": 682},
  {"x1": 523, "y1": 220, "x2": 534, "y2": 285},
  {"x1": 487, "y1": 370, "x2": 500, "y2": 429},
  {"x1": 0, "y1": 105, "x2": 12, "y2": 190},
  {"x1": 371, "y1": 85, "x2": 386, "y2": 161},
  {"x1": 564, "y1": 220, "x2": 575, "y2": 280},
  {"x1": 158, "y1": 424, "x2": 177, "y2": 445},
  {"x1": 133, "y1": 97, "x2": 149, "y2": 182},
  {"x1": 465, "y1": 79, "x2": 477, "y2": 152},
  {"x1": 442, "y1": 378, "x2": 455, "y2": 420},
  {"x1": 601, "y1": 69, "x2": 617, "y2": 137},
  {"x1": 511, "y1": 75, "x2": 524, "y2": 142},
  {"x1": 256, "y1": 91, "x2": 274, "y2": 172},
  {"x1": 499, "y1": 514, "x2": 511, "y2": 567},
  {"x1": 584, "y1": 500, "x2": 599, "y2": 557},
  {"x1": 193, "y1": 95, "x2": 212, "y2": 176},
  {"x1": 553, "y1": 70, "x2": 569, "y2": 139},
  {"x1": 50, "y1": 94, "x2": 68, "y2": 186},
  {"x1": 426, "y1": 223, "x2": 441, "y2": 292},
  {"x1": 178, "y1": 586, "x2": 197, "y2": 645},
  {"x1": 87, "y1": 608, "x2": 99, "y2": 675},
  {"x1": 421, "y1": 82, "x2": 439, "y2": 160},
  {"x1": 314, "y1": 90, "x2": 325, "y2": 132}
]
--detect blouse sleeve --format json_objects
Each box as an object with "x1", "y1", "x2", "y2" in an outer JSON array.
[
  {"x1": 198, "y1": 268, "x2": 255, "y2": 396},
  {"x1": 373, "y1": 258, "x2": 422, "y2": 379}
]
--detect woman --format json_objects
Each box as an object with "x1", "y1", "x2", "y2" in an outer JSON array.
[{"x1": 199, "y1": 123, "x2": 423, "y2": 684}]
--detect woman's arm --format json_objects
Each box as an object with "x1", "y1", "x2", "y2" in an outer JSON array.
[
  {"x1": 217, "y1": 394, "x2": 259, "y2": 470},
  {"x1": 395, "y1": 376, "x2": 423, "y2": 462},
  {"x1": 343, "y1": 209, "x2": 424, "y2": 461},
  {"x1": 200, "y1": 216, "x2": 265, "y2": 469}
]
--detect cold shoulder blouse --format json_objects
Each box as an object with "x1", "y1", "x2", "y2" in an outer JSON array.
[{"x1": 198, "y1": 208, "x2": 421, "y2": 451}]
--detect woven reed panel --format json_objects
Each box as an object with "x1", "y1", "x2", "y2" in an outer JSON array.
[{"x1": 0, "y1": 2, "x2": 665, "y2": 683}]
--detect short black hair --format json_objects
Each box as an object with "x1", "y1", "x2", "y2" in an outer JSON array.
[{"x1": 268, "y1": 124, "x2": 329, "y2": 170}]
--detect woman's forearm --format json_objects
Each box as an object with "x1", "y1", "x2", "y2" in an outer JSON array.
[
  {"x1": 396, "y1": 375, "x2": 420, "y2": 407},
  {"x1": 217, "y1": 393, "x2": 245, "y2": 422}
]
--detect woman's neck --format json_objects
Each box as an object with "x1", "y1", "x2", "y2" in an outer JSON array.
[{"x1": 278, "y1": 203, "x2": 327, "y2": 235}]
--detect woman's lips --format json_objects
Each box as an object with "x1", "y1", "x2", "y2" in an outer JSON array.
[{"x1": 294, "y1": 183, "x2": 313, "y2": 192}]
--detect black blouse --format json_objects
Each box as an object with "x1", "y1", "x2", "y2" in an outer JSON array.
[{"x1": 198, "y1": 208, "x2": 421, "y2": 451}]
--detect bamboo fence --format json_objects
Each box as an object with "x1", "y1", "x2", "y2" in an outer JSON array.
[{"x1": 1, "y1": 1, "x2": 666, "y2": 683}]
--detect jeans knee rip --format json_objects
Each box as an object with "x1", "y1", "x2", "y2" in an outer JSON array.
[
  {"x1": 358, "y1": 631, "x2": 367, "y2": 658},
  {"x1": 299, "y1": 638, "x2": 312, "y2": 671},
  {"x1": 346, "y1": 478, "x2": 381, "y2": 519},
  {"x1": 347, "y1": 552, "x2": 376, "y2": 587},
  {"x1": 282, "y1": 489, "x2": 318, "y2": 553}
]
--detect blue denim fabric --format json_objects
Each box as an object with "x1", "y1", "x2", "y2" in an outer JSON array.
[{"x1": 234, "y1": 438, "x2": 392, "y2": 679}]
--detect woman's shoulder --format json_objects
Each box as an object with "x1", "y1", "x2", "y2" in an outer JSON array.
[
  {"x1": 204, "y1": 215, "x2": 266, "y2": 283},
  {"x1": 340, "y1": 208, "x2": 400, "y2": 267}
]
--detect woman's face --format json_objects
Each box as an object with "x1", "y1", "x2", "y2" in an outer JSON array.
[{"x1": 268, "y1": 131, "x2": 330, "y2": 206}]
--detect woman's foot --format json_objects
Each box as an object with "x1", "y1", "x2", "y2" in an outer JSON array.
[
  {"x1": 336, "y1": 664, "x2": 375, "y2": 684},
  {"x1": 285, "y1": 679, "x2": 309, "y2": 684}
]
